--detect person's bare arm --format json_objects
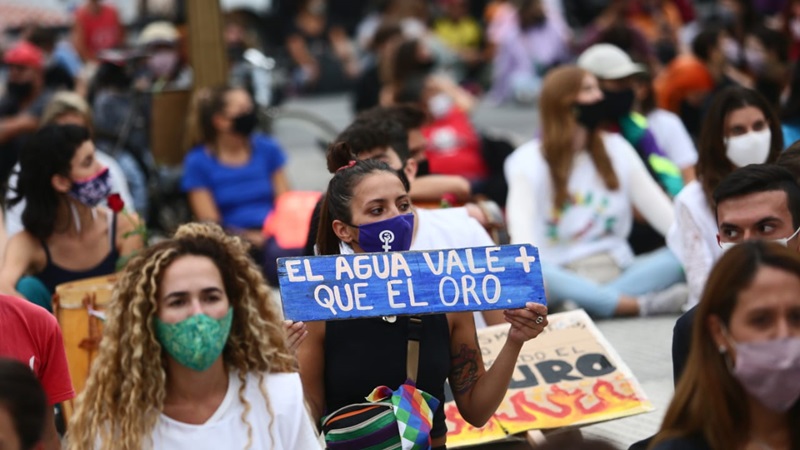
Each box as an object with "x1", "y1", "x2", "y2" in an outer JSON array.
[
  {"x1": 115, "y1": 209, "x2": 145, "y2": 264},
  {"x1": 187, "y1": 189, "x2": 221, "y2": 223},
  {"x1": 71, "y1": 19, "x2": 91, "y2": 62},
  {"x1": 409, "y1": 175, "x2": 471, "y2": 203},
  {"x1": 329, "y1": 26, "x2": 359, "y2": 78},
  {"x1": 680, "y1": 166, "x2": 696, "y2": 184},
  {"x1": 271, "y1": 168, "x2": 291, "y2": 199},
  {"x1": 42, "y1": 407, "x2": 62, "y2": 450},
  {"x1": 447, "y1": 304, "x2": 548, "y2": 426},
  {"x1": 427, "y1": 75, "x2": 477, "y2": 113},
  {"x1": 0, "y1": 114, "x2": 38, "y2": 144},
  {"x1": 0, "y1": 232, "x2": 41, "y2": 298},
  {"x1": 297, "y1": 320, "x2": 326, "y2": 427}
]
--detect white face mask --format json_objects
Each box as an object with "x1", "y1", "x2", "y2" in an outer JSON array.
[
  {"x1": 725, "y1": 129, "x2": 772, "y2": 168},
  {"x1": 427, "y1": 93, "x2": 453, "y2": 119},
  {"x1": 718, "y1": 226, "x2": 800, "y2": 251}
]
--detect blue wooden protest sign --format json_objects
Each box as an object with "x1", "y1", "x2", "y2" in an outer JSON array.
[{"x1": 277, "y1": 244, "x2": 546, "y2": 322}]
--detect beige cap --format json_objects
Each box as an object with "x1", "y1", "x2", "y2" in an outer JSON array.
[
  {"x1": 577, "y1": 43, "x2": 646, "y2": 80},
  {"x1": 138, "y1": 21, "x2": 179, "y2": 46}
]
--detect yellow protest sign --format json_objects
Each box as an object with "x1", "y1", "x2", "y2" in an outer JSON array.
[{"x1": 445, "y1": 310, "x2": 653, "y2": 447}]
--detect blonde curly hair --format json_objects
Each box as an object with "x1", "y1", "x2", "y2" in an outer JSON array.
[{"x1": 66, "y1": 222, "x2": 296, "y2": 450}]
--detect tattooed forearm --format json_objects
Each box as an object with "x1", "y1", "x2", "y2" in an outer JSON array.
[{"x1": 450, "y1": 342, "x2": 480, "y2": 395}]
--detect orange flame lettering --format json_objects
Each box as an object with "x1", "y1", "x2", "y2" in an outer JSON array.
[{"x1": 446, "y1": 377, "x2": 651, "y2": 446}]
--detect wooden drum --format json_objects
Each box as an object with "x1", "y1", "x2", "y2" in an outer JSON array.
[{"x1": 52, "y1": 274, "x2": 117, "y2": 421}]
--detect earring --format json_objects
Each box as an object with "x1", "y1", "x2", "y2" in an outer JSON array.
[{"x1": 718, "y1": 345, "x2": 727, "y2": 354}]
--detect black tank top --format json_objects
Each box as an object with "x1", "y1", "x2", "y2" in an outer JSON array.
[
  {"x1": 36, "y1": 211, "x2": 120, "y2": 294},
  {"x1": 324, "y1": 314, "x2": 452, "y2": 438}
]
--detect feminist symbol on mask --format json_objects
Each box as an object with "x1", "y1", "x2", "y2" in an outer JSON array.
[{"x1": 379, "y1": 230, "x2": 395, "y2": 252}]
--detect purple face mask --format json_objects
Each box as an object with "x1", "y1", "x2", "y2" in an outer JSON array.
[
  {"x1": 725, "y1": 330, "x2": 800, "y2": 412},
  {"x1": 69, "y1": 167, "x2": 112, "y2": 207},
  {"x1": 353, "y1": 213, "x2": 414, "y2": 253}
]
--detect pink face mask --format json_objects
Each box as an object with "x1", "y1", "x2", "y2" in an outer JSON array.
[
  {"x1": 148, "y1": 50, "x2": 178, "y2": 78},
  {"x1": 723, "y1": 327, "x2": 800, "y2": 412}
]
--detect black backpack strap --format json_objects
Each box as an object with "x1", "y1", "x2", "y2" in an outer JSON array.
[{"x1": 406, "y1": 316, "x2": 423, "y2": 382}]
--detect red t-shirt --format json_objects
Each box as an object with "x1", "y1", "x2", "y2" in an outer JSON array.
[
  {"x1": 0, "y1": 295, "x2": 75, "y2": 405},
  {"x1": 423, "y1": 107, "x2": 488, "y2": 181},
  {"x1": 75, "y1": 4, "x2": 123, "y2": 59}
]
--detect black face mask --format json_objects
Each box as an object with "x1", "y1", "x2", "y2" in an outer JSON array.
[
  {"x1": 601, "y1": 88, "x2": 635, "y2": 120},
  {"x1": 417, "y1": 59, "x2": 436, "y2": 74},
  {"x1": 6, "y1": 81, "x2": 33, "y2": 99},
  {"x1": 574, "y1": 100, "x2": 606, "y2": 130},
  {"x1": 231, "y1": 110, "x2": 258, "y2": 136},
  {"x1": 227, "y1": 43, "x2": 246, "y2": 61}
]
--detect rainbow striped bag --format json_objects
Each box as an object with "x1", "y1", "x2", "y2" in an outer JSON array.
[{"x1": 321, "y1": 317, "x2": 440, "y2": 450}]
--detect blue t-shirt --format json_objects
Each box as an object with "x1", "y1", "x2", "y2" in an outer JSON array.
[{"x1": 181, "y1": 134, "x2": 287, "y2": 229}]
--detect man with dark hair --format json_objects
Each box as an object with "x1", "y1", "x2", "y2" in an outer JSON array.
[
  {"x1": 326, "y1": 118, "x2": 411, "y2": 173},
  {"x1": 673, "y1": 164, "x2": 800, "y2": 380}
]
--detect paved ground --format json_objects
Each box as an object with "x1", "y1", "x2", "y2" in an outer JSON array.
[{"x1": 272, "y1": 94, "x2": 678, "y2": 449}]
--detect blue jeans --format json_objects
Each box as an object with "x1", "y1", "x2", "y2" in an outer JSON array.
[{"x1": 542, "y1": 248, "x2": 685, "y2": 318}]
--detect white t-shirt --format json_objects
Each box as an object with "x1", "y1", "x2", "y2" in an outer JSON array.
[
  {"x1": 505, "y1": 133, "x2": 674, "y2": 268},
  {"x1": 5, "y1": 150, "x2": 135, "y2": 238},
  {"x1": 666, "y1": 181, "x2": 721, "y2": 307},
  {"x1": 411, "y1": 207, "x2": 495, "y2": 251},
  {"x1": 150, "y1": 372, "x2": 320, "y2": 450},
  {"x1": 647, "y1": 109, "x2": 698, "y2": 170}
]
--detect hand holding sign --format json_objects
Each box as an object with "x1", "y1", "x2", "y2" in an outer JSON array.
[
  {"x1": 504, "y1": 303, "x2": 549, "y2": 346},
  {"x1": 277, "y1": 244, "x2": 546, "y2": 322}
]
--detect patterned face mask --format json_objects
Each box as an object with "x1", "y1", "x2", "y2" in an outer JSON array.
[
  {"x1": 69, "y1": 167, "x2": 112, "y2": 207},
  {"x1": 154, "y1": 307, "x2": 234, "y2": 372}
]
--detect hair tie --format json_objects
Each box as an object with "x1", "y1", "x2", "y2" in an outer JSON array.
[{"x1": 337, "y1": 160, "x2": 357, "y2": 172}]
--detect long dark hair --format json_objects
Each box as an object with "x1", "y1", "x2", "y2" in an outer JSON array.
[
  {"x1": 316, "y1": 152, "x2": 410, "y2": 256},
  {"x1": 697, "y1": 86, "x2": 783, "y2": 206},
  {"x1": 11, "y1": 124, "x2": 90, "y2": 240},
  {"x1": 0, "y1": 357, "x2": 48, "y2": 450}
]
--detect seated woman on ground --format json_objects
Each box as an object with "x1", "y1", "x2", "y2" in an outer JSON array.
[
  {"x1": 505, "y1": 65, "x2": 686, "y2": 318},
  {"x1": 5, "y1": 90, "x2": 135, "y2": 239},
  {"x1": 182, "y1": 85, "x2": 289, "y2": 282},
  {"x1": 298, "y1": 156, "x2": 549, "y2": 448},
  {"x1": 650, "y1": 241, "x2": 800, "y2": 450},
  {"x1": 0, "y1": 125, "x2": 143, "y2": 311},
  {"x1": 666, "y1": 86, "x2": 783, "y2": 308},
  {"x1": 66, "y1": 223, "x2": 320, "y2": 450}
]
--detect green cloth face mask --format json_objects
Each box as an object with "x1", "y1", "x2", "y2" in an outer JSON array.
[{"x1": 155, "y1": 307, "x2": 234, "y2": 372}]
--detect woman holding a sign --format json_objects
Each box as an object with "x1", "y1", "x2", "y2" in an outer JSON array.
[
  {"x1": 300, "y1": 157, "x2": 549, "y2": 449},
  {"x1": 651, "y1": 241, "x2": 800, "y2": 450},
  {"x1": 66, "y1": 223, "x2": 320, "y2": 450},
  {"x1": 505, "y1": 65, "x2": 687, "y2": 318}
]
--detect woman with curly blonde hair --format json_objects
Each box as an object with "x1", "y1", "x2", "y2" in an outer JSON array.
[{"x1": 66, "y1": 222, "x2": 320, "y2": 450}]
